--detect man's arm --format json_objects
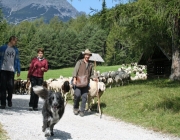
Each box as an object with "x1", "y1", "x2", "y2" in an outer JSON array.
[
  {"x1": 16, "y1": 49, "x2": 21, "y2": 76},
  {"x1": 72, "y1": 60, "x2": 80, "y2": 78},
  {"x1": 72, "y1": 60, "x2": 81, "y2": 85},
  {"x1": 0, "y1": 45, "x2": 4, "y2": 67}
]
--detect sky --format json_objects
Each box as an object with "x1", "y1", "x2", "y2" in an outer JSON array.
[{"x1": 67, "y1": 0, "x2": 128, "y2": 15}]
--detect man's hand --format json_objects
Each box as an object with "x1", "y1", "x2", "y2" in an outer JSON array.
[
  {"x1": 41, "y1": 67, "x2": 45, "y2": 71},
  {"x1": 17, "y1": 73, "x2": 20, "y2": 77},
  {"x1": 73, "y1": 78, "x2": 77, "y2": 85}
]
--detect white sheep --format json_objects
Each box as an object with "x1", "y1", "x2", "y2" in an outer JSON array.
[
  {"x1": 87, "y1": 79, "x2": 106, "y2": 118},
  {"x1": 106, "y1": 77, "x2": 114, "y2": 88}
]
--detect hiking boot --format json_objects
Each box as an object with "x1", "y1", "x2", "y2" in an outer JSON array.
[
  {"x1": 73, "y1": 109, "x2": 79, "y2": 115},
  {"x1": 0, "y1": 105, "x2": 6, "y2": 109},
  {"x1": 8, "y1": 101, "x2": 12, "y2": 107},
  {"x1": 79, "y1": 111, "x2": 84, "y2": 117}
]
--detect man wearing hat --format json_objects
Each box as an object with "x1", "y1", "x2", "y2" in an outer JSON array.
[{"x1": 72, "y1": 49, "x2": 97, "y2": 117}]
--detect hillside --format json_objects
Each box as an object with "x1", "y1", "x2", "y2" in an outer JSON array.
[{"x1": 0, "y1": 0, "x2": 84, "y2": 24}]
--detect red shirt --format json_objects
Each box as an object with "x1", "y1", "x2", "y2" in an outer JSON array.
[{"x1": 27, "y1": 57, "x2": 48, "y2": 78}]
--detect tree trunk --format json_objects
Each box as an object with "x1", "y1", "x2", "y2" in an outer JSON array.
[
  {"x1": 170, "y1": 49, "x2": 180, "y2": 80},
  {"x1": 169, "y1": 14, "x2": 180, "y2": 81}
]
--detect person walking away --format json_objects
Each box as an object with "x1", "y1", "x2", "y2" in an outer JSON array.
[
  {"x1": 27, "y1": 48, "x2": 48, "y2": 111},
  {"x1": 0, "y1": 36, "x2": 21, "y2": 109},
  {"x1": 72, "y1": 49, "x2": 98, "y2": 117}
]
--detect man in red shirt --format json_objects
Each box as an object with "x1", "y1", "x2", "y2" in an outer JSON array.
[{"x1": 27, "y1": 48, "x2": 48, "y2": 111}]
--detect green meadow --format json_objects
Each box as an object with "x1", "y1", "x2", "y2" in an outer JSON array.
[{"x1": 17, "y1": 65, "x2": 121, "y2": 80}]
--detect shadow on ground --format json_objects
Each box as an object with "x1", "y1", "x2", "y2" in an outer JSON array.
[
  {"x1": 87, "y1": 102, "x2": 106, "y2": 115},
  {"x1": 0, "y1": 97, "x2": 43, "y2": 114},
  {"x1": 47, "y1": 129, "x2": 72, "y2": 140}
]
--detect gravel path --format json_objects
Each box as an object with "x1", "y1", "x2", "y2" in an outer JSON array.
[{"x1": 0, "y1": 95, "x2": 179, "y2": 140}]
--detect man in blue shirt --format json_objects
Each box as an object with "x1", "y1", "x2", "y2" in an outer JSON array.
[{"x1": 0, "y1": 36, "x2": 21, "y2": 109}]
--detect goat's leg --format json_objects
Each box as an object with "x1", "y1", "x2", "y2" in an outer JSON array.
[
  {"x1": 87, "y1": 95, "x2": 91, "y2": 112},
  {"x1": 64, "y1": 92, "x2": 68, "y2": 103},
  {"x1": 97, "y1": 92, "x2": 102, "y2": 118}
]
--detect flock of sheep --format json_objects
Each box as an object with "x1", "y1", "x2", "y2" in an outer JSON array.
[
  {"x1": 95, "y1": 63, "x2": 147, "y2": 88},
  {"x1": 14, "y1": 63, "x2": 147, "y2": 116}
]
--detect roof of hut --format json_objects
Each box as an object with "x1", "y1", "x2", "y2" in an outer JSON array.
[{"x1": 138, "y1": 45, "x2": 172, "y2": 65}]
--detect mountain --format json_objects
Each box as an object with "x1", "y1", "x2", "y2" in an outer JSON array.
[{"x1": 0, "y1": 0, "x2": 84, "y2": 24}]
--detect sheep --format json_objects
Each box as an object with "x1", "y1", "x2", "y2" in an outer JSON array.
[
  {"x1": 59, "y1": 75, "x2": 64, "y2": 79},
  {"x1": 87, "y1": 79, "x2": 106, "y2": 118},
  {"x1": 101, "y1": 72, "x2": 109, "y2": 79},
  {"x1": 20, "y1": 80, "x2": 28, "y2": 94},
  {"x1": 49, "y1": 78, "x2": 70, "y2": 96},
  {"x1": 48, "y1": 79, "x2": 61, "y2": 92},
  {"x1": 106, "y1": 77, "x2": 114, "y2": 88},
  {"x1": 14, "y1": 79, "x2": 22, "y2": 94},
  {"x1": 98, "y1": 76, "x2": 106, "y2": 83},
  {"x1": 109, "y1": 71, "x2": 117, "y2": 79},
  {"x1": 117, "y1": 70, "x2": 130, "y2": 86},
  {"x1": 130, "y1": 75, "x2": 139, "y2": 81},
  {"x1": 122, "y1": 64, "x2": 125, "y2": 67},
  {"x1": 97, "y1": 71, "x2": 101, "y2": 77},
  {"x1": 98, "y1": 81, "x2": 106, "y2": 97},
  {"x1": 114, "y1": 75, "x2": 123, "y2": 86},
  {"x1": 45, "y1": 78, "x2": 57, "y2": 89},
  {"x1": 93, "y1": 70, "x2": 101, "y2": 77},
  {"x1": 125, "y1": 73, "x2": 131, "y2": 84},
  {"x1": 26, "y1": 80, "x2": 31, "y2": 95},
  {"x1": 130, "y1": 71, "x2": 147, "y2": 81}
]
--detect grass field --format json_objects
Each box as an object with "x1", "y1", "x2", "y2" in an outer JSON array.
[
  {"x1": 17, "y1": 65, "x2": 122, "y2": 80},
  {"x1": 100, "y1": 79, "x2": 180, "y2": 136},
  {"x1": 2, "y1": 65, "x2": 180, "y2": 137}
]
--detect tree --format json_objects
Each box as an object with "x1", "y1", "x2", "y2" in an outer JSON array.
[
  {"x1": 77, "y1": 23, "x2": 107, "y2": 57},
  {"x1": 0, "y1": 9, "x2": 8, "y2": 45}
]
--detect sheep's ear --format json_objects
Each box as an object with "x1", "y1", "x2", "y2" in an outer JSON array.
[{"x1": 33, "y1": 86, "x2": 48, "y2": 100}]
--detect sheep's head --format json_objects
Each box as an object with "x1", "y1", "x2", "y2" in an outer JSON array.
[{"x1": 98, "y1": 82, "x2": 106, "y2": 92}]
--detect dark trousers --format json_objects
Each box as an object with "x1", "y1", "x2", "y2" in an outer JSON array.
[
  {"x1": 0, "y1": 70, "x2": 14, "y2": 106},
  {"x1": 73, "y1": 86, "x2": 88, "y2": 112},
  {"x1": 29, "y1": 76, "x2": 43, "y2": 108}
]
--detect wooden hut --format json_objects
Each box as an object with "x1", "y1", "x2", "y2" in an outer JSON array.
[
  {"x1": 76, "y1": 52, "x2": 104, "y2": 64},
  {"x1": 138, "y1": 46, "x2": 172, "y2": 78}
]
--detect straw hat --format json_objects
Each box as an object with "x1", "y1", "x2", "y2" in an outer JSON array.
[{"x1": 83, "y1": 49, "x2": 92, "y2": 56}]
